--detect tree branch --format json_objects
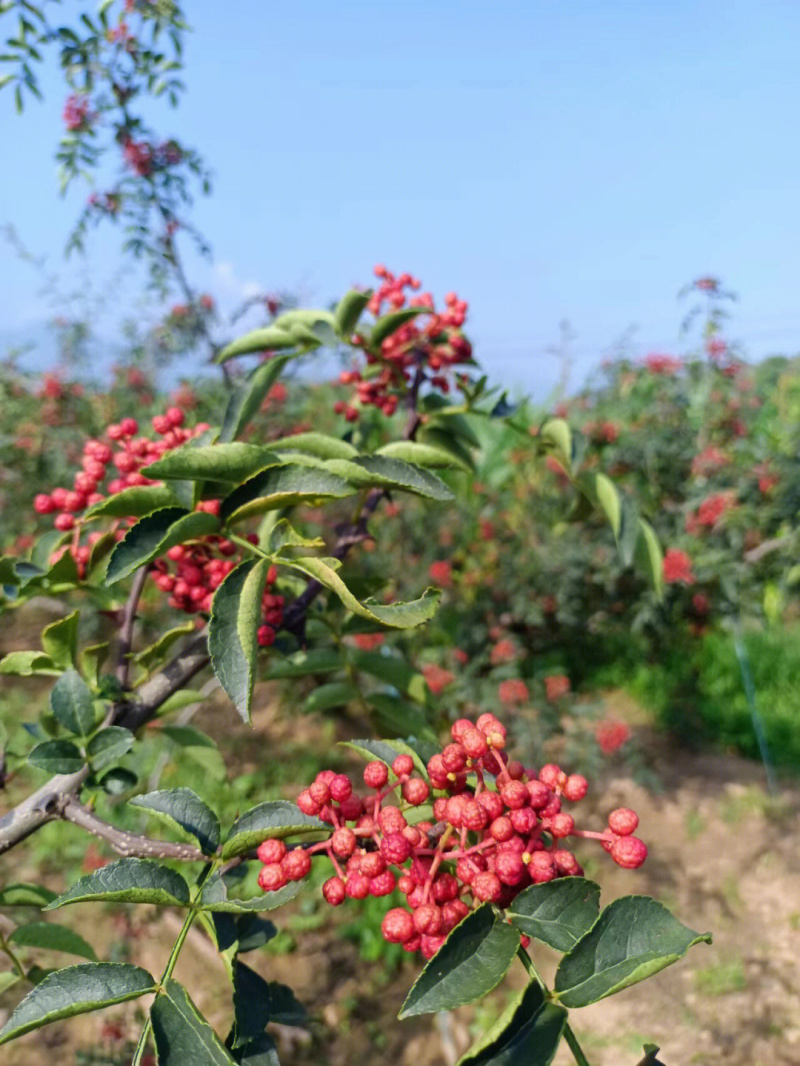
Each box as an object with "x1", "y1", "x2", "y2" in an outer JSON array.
[{"x1": 62, "y1": 799, "x2": 205, "y2": 861}]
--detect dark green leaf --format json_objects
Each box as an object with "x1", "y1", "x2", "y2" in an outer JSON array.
[
  {"x1": 348, "y1": 455, "x2": 453, "y2": 501},
  {"x1": 262, "y1": 647, "x2": 342, "y2": 679},
  {"x1": 235, "y1": 1033, "x2": 280, "y2": 1066},
  {"x1": 507, "y1": 878, "x2": 601, "y2": 952},
  {"x1": 457, "y1": 981, "x2": 567, "y2": 1066},
  {"x1": 222, "y1": 801, "x2": 326, "y2": 861},
  {"x1": 45, "y1": 859, "x2": 191, "y2": 910},
  {"x1": 350, "y1": 649, "x2": 422, "y2": 695},
  {"x1": 367, "y1": 691, "x2": 434, "y2": 740},
  {"x1": 208, "y1": 558, "x2": 269, "y2": 722},
  {"x1": 40, "y1": 610, "x2": 79, "y2": 670},
  {"x1": 303, "y1": 681, "x2": 359, "y2": 714},
  {"x1": 0, "y1": 963, "x2": 156, "y2": 1045},
  {"x1": 143, "y1": 443, "x2": 280, "y2": 483},
  {"x1": 99, "y1": 767, "x2": 138, "y2": 794},
  {"x1": 28, "y1": 739, "x2": 84, "y2": 774},
  {"x1": 399, "y1": 904, "x2": 519, "y2": 1018},
  {"x1": 220, "y1": 465, "x2": 356, "y2": 523},
  {"x1": 151, "y1": 978, "x2": 237, "y2": 1064},
  {"x1": 220, "y1": 356, "x2": 291, "y2": 442},
  {"x1": 86, "y1": 727, "x2": 135, "y2": 770},
  {"x1": 130, "y1": 788, "x2": 220, "y2": 854},
  {"x1": 9, "y1": 922, "x2": 97, "y2": 961},
  {"x1": 50, "y1": 670, "x2": 96, "y2": 736},
  {"x1": 554, "y1": 895, "x2": 712, "y2": 1008},
  {"x1": 85, "y1": 484, "x2": 179, "y2": 519},
  {"x1": 340, "y1": 738, "x2": 428, "y2": 777},
  {"x1": 232, "y1": 962, "x2": 271, "y2": 1046},
  {"x1": 106, "y1": 508, "x2": 220, "y2": 584},
  {"x1": 199, "y1": 881, "x2": 302, "y2": 913}
]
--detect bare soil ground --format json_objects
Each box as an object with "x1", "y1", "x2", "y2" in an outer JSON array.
[{"x1": 2, "y1": 668, "x2": 800, "y2": 1066}]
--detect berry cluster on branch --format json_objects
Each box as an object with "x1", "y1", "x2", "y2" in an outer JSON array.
[{"x1": 257, "y1": 713, "x2": 646, "y2": 959}]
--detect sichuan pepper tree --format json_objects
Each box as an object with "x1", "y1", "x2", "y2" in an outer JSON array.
[{"x1": 0, "y1": 271, "x2": 708, "y2": 1065}]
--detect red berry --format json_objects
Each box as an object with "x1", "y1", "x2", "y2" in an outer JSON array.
[
  {"x1": 322, "y1": 876, "x2": 346, "y2": 906},
  {"x1": 258, "y1": 864, "x2": 287, "y2": 892},
  {"x1": 563, "y1": 774, "x2": 589, "y2": 802},
  {"x1": 381, "y1": 907, "x2": 414, "y2": 944},
  {"x1": 607, "y1": 808, "x2": 639, "y2": 836},
  {"x1": 380, "y1": 832, "x2": 412, "y2": 865},
  {"x1": 547, "y1": 813, "x2": 575, "y2": 839},
  {"x1": 377, "y1": 806, "x2": 407, "y2": 834},
  {"x1": 489, "y1": 816, "x2": 514, "y2": 843},
  {"x1": 329, "y1": 774, "x2": 353, "y2": 802},
  {"x1": 392, "y1": 754, "x2": 414, "y2": 778},
  {"x1": 363, "y1": 761, "x2": 389, "y2": 790},
  {"x1": 256, "y1": 839, "x2": 287, "y2": 865},
  {"x1": 471, "y1": 871, "x2": 503, "y2": 903},
  {"x1": 527, "y1": 851, "x2": 556, "y2": 883},
  {"x1": 345, "y1": 873, "x2": 371, "y2": 899},
  {"x1": 401, "y1": 778, "x2": 430, "y2": 805},
  {"x1": 281, "y1": 849, "x2": 312, "y2": 881},
  {"x1": 34, "y1": 494, "x2": 55, "y2": 514},
  {"x1": 610, "y1": 836, "x2": 647, "y2": 869},
  {"x1": 331, "y1": 827, "x2": 357, "y2": 859},
  {"x1": 369, "y1": 870, "x2": 396, "y2": 896}
]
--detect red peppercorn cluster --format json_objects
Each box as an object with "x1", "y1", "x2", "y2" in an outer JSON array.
[
  {"x1": 257, "y1": 713, "x2": 647, "y2": 959},
  {"x1": 334, "y1": 266, "x2": 473, "y2": 421}
]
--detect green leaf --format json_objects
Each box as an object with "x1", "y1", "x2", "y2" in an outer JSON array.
[
  {"x1": 161, "y1": 725, "x2": 226, "y2": 781},
  {"x1": 595, "y1": 473, "x2": 621, "y2": 540},
  {"x1": 554, "y1": 895, "x2": 712, "y2": 1008},
  {"x1": 132, "y1": 620, "x2": 196, "y2": 672},
  {"x1": 0, "y1": 884, "x2": 57, "y2": 907},
  {"x1": 0, "y1": 973, "x2": 20, "y2": 995},
  {"x1": 540, "y1": 418, "x2": 573, "y2": 473},
  {"x1": 264, "y1": 517, "x2": 325, "y2": 556},
  {"x1": 0, "y1": 963, "x2": 156, "y2": 1045},
  {"x1": 151, "y1": 979, "x2": 237, "y2": 1064},
  {"x1": 232, "y1": 962, "x2": 307, "y2": 1047},
  {"x1": 45, "y1": 859, "x2": 191, "y2": 910},
  {"x1": 348, "y1": 455, "x2": 453, "y2": 501},
  {"x1": 199, "y1": 881, "x2": 302, "y2": 913},
  {"x1": 50, "y1": 670, "x2": 96, "y2": 736},
  {"x1": 86, "y1": 727, "x2": 134, "y2": 770},
  {"x1": 99, "y1": 767, "x2": 138, "y2": 794},
  {"x1": 635, "y1": 518, "x2": 664, "y2": 600},
  {"x1": 235, "y1": 1033, "x2": 280, "y2": 1065},
  {"x1": 286, "y1": 556, "x2": 441, "y2": 628},
  {"x1": 262, "y1": 647, "x2": 342, "y2": 679},
  {"x1": 399, "y1": 904, "x2": 519, "y2": 1018},
  {"x1": 217, "y1": 326, "x2": 300, "y2": 363},
  {"x1": 85, "y1": 484, "x2": 179, "y2": 519},
  {"x1": 350, "y1": 649, "x2": 422, "y2": 695},
  {"x1": 220, "y1": 465, "x2": 356, "y2": 523},
  {"x1": 80, "y1": 643, "x2": 109, "y2": 688},
  {"x1": 367, "y1": 691, "x2": 434, "y2": 739},
  {"x1": 333, "y1": 288, "x2": 372, "y2": 338},
  {"x1": 507, "y1": 878, "x2": 601, "y2": 952},
  {"x1": 105, "y1": 508, "x2": 220, "y2": 584},
  {"x1": 340, "y1": 738, "x2": 427, "y2": 778},
  {"x1": 264, "y1": 432, "x2": 359, "y2": 461},
  {"x1": 375, "y1": 440, "x2": 469, "y2": 470},
  {"x1": 143, "y1": 443, "x2": 280, "y2": 483},
  {"x1": 0, "y1": 650, "x2": 60, "y2": 676},
  {"x1": 220, "y1": 356, "x2": 291, "y2": 442},
  {"x1": 457, "y1": 981, "x2": 567, "y2": 1066},
  {"x1": 222, "y1": 801, "x2": 326, "y2": 861},
  {"x1": 130, "y1": 788, "x2": 220, "y2": 855},
  {"x1": 208, "y1": 558, "x2": 269, "y2": 722},
  {"x1": 9, "y1": 922, "x2": 97, "y2": 961},
  {"x1": 303, "y1": 681, "x2": 359, "y2": 714},
  {"x1": 28, "y1": 740, "x2": 84, "y2": 774},
  {"x1": 369, "y1": 307, "x2": 428, "y2": 347},
  {"x1": 40, "y1": 610, "x2": 80, "y2": 670}
]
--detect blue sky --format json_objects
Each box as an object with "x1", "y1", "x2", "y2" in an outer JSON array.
[{"x1": 3, "y1": 0, "x2": 800, "y2": 398}]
